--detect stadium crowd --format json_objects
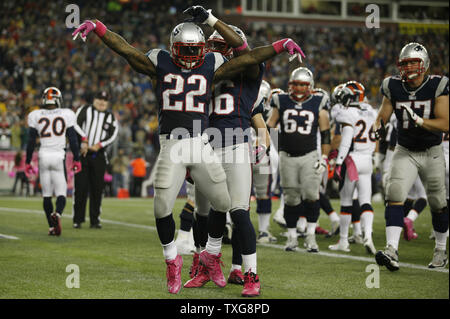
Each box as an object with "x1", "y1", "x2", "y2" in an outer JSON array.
[{"x1": 1, "y1": 0, "x2": 449, "y2": 195}]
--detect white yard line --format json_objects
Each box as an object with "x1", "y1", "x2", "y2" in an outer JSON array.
[
  {"x1": 0, "y1": 233, "x2": 19, "y2": 239},
  {"x1": 0, "y1": 206, "x2": 448, "y2": 274}
]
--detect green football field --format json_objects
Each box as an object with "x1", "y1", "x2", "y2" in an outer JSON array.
[{"x1": 0, "y1": 196, "x2": 448, "y2": 299}]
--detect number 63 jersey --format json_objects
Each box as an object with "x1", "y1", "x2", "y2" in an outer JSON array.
[
  {"x1": 272, "y1": 93, "x2": 328, "y2": 156},
  {"x1": 27, "y1": 108, "x2": 77, "y2": 156},
  {"x1": 380, "y1": 75, "x2": 449, "y2": 151}
]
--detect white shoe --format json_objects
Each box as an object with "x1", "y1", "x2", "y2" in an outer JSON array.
[
  {"x1": 348, "y1": 234, "x2": 364, "y2": 244},
  {"x1": 257, "y1": 231, "x2": 277, "y2": 243},
  {"x1": 273, "y1": 208, "x2": 286, "y2": 228},
  {"x1": 328, "y1": 240, "x2": 350, "y2": 252},
  {"x1": 364, "y1": 237, "x2": 376, "y2": 255},
  {"x1": 428, "y1": 248, "x2": 448, "y2": 268},
  {"x1": 285, "y1": 234, "x2": 298, "y2": 252},
  {"x1": 304, "y1": 234, "x2": 319, "y2": 253}
]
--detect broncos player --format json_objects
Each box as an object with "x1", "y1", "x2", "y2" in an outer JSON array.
[
  {"x1": 72, "y1": 9, "x2": 305, "y2": 294},
  {"x1": 183, "y1": 9, "x2": 277, "y2": 297},
  {"x1": 374, "y1": 43, "x2": 449, "y2": 270},
  {"x1": 267, "y1": 67, "x2": 331, "y2": 253},
  {"x1": 328, "y1": 81, "x2": 378, "y2": 254},
  {"x1": 26, "y1": 87, "x2": 82, "y2": 236}
]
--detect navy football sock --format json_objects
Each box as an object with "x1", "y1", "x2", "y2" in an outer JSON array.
[
  {"x1": 155, "y1": 214, "x2": 176, "y2": 245},
  {"x1": 319, "y1": 192, "x2": 335, "y2": 215},
  {"x1": 192, "y1": 213, "x2": 208, "y2": 248},
  {"x1": 412, "y1": 198, "x2": 427, "y2": 214},
  {"x1": 284, "y1": 204, "x2": 300, "y2": 229},
  {"x1": 432, "y1": 207, "x2": 449, "y2": 233},
  {"x1": 229, "y1": 209, "x2": 256, "y2": 255},
  {"x1": 231, "y1": 224, "x2": 243, "y2": 265},
  {"x1": 55, "y1": 196, "x2": 66, "y2": 215},
  {"x1": 207, "y1": 208, "x2": 226, "y2": 239},
  {"x1": 352, "y1": 199, "x2": 361, "y2": 223},
  {"x1": 256, "y1": 199, "x2": 271, "y2": 214},
  {"x1": 385, "y1": 205, "x2": 404, "y2": 227},
  {"x1": 304, "y1": 200, "x2": 320, "y2": 223},
  {"x1": 43, "y1": 197, "x2": 53, "y2": 227},
  {"x1": 179, "y1": 202, "x2": 194, "y2": 232}
]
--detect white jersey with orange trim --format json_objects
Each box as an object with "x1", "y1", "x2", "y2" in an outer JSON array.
[
  {"x1": 28, "y1": 108, "x2": 76, "y2": 156},
  {"x1": 336, "y1": 102, "x2": 377, "y2": 156}
]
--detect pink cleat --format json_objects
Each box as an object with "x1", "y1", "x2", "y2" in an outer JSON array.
[
  {"x1": 165, "y1": 255, "x2": 183, "y2": 294},
  {"x1": 315, "y1": 226, "x2": 330, "y2": 236},
  {"x1": 242, "y1": 271, "x2": 260, "y2": 297},
  {"x1": 403, "y1": 217, "x2": 418, "y2": 241},
  {"x1": 227, "y1": 269, "x2": 244, "y2": 285},
  {"x1": 184, "y1": 263, "x2": 210, "y2": 288},
  {"x1": 199, "y1": 251, "x2": 226, "y2": 288}
]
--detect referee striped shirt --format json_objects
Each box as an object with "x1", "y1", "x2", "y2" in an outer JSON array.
[{"x1": 75, "y1": 104, "x2": 119, "y2": 148}]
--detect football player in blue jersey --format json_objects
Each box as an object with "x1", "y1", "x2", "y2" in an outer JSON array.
[
  {"x1": 183, "y1": 7, "x2": 275, "y2": 297},
  {"x1": 374, "y1": 43, "x2": 449, "y2": 270},
  {"x1": 267, "y1": 67, "x2": 331, "y2": 253},
  {"x1": 72, "y1": 9, "x2": 305, "y2": 295}
]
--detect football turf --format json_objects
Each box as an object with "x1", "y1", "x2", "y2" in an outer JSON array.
[{"x1": 0, "y1": 196, "x2": 448, "y2": 299}]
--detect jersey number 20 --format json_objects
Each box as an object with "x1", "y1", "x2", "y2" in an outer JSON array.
[{"x1": 38, "y1": 117, "x2": 66, "y2": 138}]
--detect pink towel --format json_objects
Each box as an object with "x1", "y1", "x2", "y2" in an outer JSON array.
[{"x1": 344, "y1": 156, "x2": 359, "y2": 181}]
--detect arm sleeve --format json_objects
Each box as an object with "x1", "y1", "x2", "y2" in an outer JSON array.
[
  {"x1": 26, "y1": 127, "x2": 38, "y2": 164},
  {"x1": 66, "y1": 126, "x2": 80, "y2": 162},
  {"x1": 336, "y1": 125, "x2": 354, "y2": 165}
]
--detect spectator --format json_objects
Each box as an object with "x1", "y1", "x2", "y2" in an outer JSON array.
[
  {"x1": 130, "y1": 152, "x2": 147, "y2": 197},
  {"x1": 11, "y1": 151, "x2": 29, "y2": 196},
  {"x1": 110, "y1": 148, "x2": 129, "y2": 196}
]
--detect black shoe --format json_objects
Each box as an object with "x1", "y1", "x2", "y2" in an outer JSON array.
[
  {"x1": 90, "y1": 223, "x2": 102, "y2": 229},
  {"x1": 73, "y1": 223, "x2": 82, "y2": 229}
]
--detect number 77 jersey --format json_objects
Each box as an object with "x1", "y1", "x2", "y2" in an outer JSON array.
[{"x1": 380, "y1": 74, "x2": 449, "y2": 151}]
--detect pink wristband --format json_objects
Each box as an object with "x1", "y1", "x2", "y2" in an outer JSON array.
[
  {"x1": 233, "y1": 41, "x2": 248, "y2": 53},
  {"x1": 272, "y1": 39, "x2": 287, "y2": 54},
  {"x1": 94, "y1": 20, "x2": 107, "y2": 38}
]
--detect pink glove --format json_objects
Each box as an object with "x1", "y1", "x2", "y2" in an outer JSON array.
[
  {"x1": 25, "y1": 164, "x2": 34, "y2": 175},
  {"x1": 8, "y1": 171, "x2": 15, "y2": 178},
  {"x1": 72, "y1": 20, "x2": 107, "y2": 41},
  {"x1": 272, "y1": 38, "x2": 306, "y2": 62},
  {"x1": 72, "y1": 161, "x2": 82, "y2": 174}
]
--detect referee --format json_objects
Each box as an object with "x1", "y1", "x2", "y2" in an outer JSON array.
[{"x1": 73, "y1": 91, "x2": 119, "y2": 229}]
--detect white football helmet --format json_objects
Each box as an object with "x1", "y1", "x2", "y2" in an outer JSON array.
[
  {"x1": 42, "y1": 87, "x2": 63, "y2": 108},
  {"x1": 207, "y1": 25, "x2": 247, "y2": 59},
  {"x1": 397, "y1": 42, "x2": 430, "y2": 81},
  {"x1": 170, "y1": 22, "x2": 206, "y2": 69},
  {"x1": 288, "y1": 67, "x2": 314, "y2": 101}
]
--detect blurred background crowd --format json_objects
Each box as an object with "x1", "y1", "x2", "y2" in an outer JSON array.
[{"x1": 1, "y1": 0, "x2": 448, "y2": 197}]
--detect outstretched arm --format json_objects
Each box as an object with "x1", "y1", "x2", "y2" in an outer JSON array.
[
  {"x1": 184, "y1": 6, "x2": 260, "y2": 79},
  {"x1": 72, "y1": 20, "x2": 156, "y2": 77},
  {"x1": 213, "y1": 45, "x2": 275, "y2": 83}
]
